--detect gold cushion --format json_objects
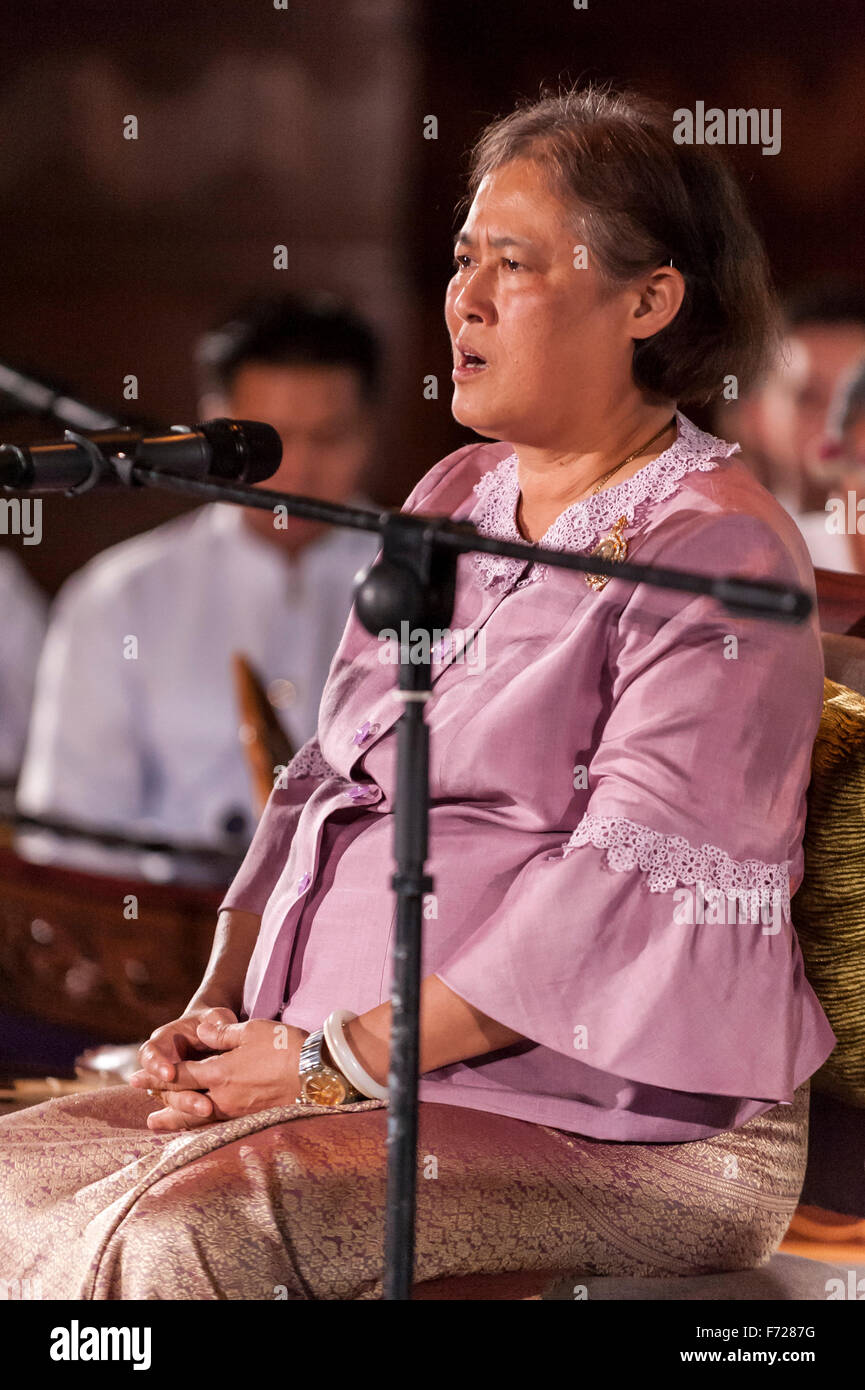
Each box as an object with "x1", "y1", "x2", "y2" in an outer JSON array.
[{"x1": 793, "y1": 678, "x2": 865, "y2": 1106}]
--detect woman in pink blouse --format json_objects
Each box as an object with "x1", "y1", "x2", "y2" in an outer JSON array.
[{"x1": 0, "y1": 84, "x2": 836, "y2": 1299}]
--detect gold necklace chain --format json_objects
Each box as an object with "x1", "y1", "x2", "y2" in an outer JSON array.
[
  {"x1": 516, "y1": 414, "x2": 677, "y2": 545},
  {"x1": 588, "y1": 415, "x2": 677, "y2": 497}
]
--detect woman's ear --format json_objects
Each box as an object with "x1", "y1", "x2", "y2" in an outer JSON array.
[{"x1": 630, "y1": 266, "x2": 686, "y2": 341}]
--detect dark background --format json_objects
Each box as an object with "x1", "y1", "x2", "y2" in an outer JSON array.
[{"x1": 2, "y1": 0, "x2": 863, "y2": 595}]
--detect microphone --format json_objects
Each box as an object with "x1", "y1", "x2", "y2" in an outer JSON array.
[{"x1": 0, "y1": 418, "x2": 282, "y2": 493}]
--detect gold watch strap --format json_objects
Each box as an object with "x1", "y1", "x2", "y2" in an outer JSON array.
[{"x1": 296, "y1": 1027, "x2": 361, "y2": 1106}]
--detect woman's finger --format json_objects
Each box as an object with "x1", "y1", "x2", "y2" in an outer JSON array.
[
  {"x1": 135, "y1": 1040, "x2": 177, "y2": 1082},
  {"x1": 195, "y1": 1014, "x2": 245, "y2": 1051},
  {"x1": 129, "y1": 1069, "x2": 209, "y2": 1094},
  {"x1": 145, "y1": 1090, "x2": 214, "y2": 1131},
  {"x1": 200, "y1": 1007, "x2": 239, "y2": 1028},
  {"x1": 146, "y1": 1107, "x2": 202, "y2": 1132},
  {"x1": 171, "y1": 1055, "x2": 228, "y2": 1090}
]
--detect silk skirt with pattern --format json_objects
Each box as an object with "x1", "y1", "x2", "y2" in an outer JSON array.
[{"x1": 0, "y1": 1080, "x2": 809, "y2": 1299}]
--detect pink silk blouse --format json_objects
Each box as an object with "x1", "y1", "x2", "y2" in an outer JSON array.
[{"x1": 218, "y1": 412, "x2": 837, "y2": 1141}]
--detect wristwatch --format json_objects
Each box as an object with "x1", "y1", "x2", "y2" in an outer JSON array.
[{"x1": 296, "y1": 1027, "x2": 362, "y2": 1106}]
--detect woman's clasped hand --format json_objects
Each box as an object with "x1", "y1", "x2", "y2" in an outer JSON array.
[{"x1": 129, "y1": 1007, "x2": 307, "y2": 1131}]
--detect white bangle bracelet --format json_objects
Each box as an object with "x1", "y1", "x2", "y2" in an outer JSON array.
[{"x1": 323, "y1": 1009, "x2": 389, "y2": 1102}]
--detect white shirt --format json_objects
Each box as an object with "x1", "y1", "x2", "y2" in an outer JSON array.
[
  {"x1": 15, "y1": 502, "x2": 379, "y2": 875},
  {"x1": 776, "y1": 493, "x2": 855, "y2": 573},
  {"x1": 0, "y1": 550, "x2": 47, "y2": 780}
]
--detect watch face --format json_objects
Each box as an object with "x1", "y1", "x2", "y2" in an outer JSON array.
[{"x1": 302, "y1": 1072, "x2": 348, "y2": 1107}]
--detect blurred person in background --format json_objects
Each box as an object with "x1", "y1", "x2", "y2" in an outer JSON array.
[
  {"x1": 728, "y1": 282, "x2": 865, "y2": 572},
  {"x1": 15, "y1": 293, "x2": 382, "y2": 877},
  {"x1": 816, "y1": 354, "x2": 865, "y2": 572},
  {"x1": 0, "y1": 550, "x2": 46, "y2": 795}
]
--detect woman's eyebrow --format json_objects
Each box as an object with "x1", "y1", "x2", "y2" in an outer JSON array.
[{"x1": 453, "y1": 231, "x2": 541, "y2": 252}]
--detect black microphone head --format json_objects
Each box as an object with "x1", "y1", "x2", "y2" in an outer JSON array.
[
  {"x1": 0, "y1": 443, "x2": 31, "y2": 489},
  {"x1": 195, "y1": 419, "x2": 282, "y2": 484}
]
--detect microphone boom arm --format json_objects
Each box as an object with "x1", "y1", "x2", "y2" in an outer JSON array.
[{"x1": 125, "y1": 465, "x2": 813, "y2": 625}]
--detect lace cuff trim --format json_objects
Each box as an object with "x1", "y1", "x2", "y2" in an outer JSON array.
[
  {"x1": 277, "y1": 738, "x2": 340, "y2": 784},
  {"x1": 562, "y1": 813, "x2": 791, "y2": 921}
]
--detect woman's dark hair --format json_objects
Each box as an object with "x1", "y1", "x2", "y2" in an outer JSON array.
[{"x1": 463, "y1": 84, "x2": 780, "y2": 406}]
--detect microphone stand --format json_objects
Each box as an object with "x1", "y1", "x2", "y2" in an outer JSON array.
[{"x1": 3, "y1": 437, "x2": 813, "y2": 1300}]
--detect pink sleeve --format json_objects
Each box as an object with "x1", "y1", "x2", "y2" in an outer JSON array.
[
  {"x1": 436, "y1": 514, "x2": 836, "y2": 1101},
  {"x1": 217, "y1": 737, "x2": 336, "y2": 916}
]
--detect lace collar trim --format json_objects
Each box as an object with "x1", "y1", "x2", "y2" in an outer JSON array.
[{"x1": 469, "y1": 411, "x2": 739, "y2": 589}]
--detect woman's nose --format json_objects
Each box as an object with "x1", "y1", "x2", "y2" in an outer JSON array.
[{"x1": 452, "y1": 273, "x2": 493, "y2": 324}]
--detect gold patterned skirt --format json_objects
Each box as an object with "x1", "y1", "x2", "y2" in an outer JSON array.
[{"x1": 0, "y1": 1081, "x2": 809, "y2": 1299}]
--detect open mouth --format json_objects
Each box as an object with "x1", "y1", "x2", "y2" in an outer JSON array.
[{"x1": 454, "y1": 346, "x2": 489, "y2": 377}]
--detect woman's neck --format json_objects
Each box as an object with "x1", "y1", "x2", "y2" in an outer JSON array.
[{"x1": 514, "y1": 401, "x2": 678, "y2": 542}]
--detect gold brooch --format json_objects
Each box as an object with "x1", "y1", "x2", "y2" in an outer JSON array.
[{"x1": 585, "y1": 515, "x2": 628, "y2": 591}]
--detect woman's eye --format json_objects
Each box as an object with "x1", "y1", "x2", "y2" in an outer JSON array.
[{"x1": 451, "y1": 253, "x2": 525, "y2": 273}]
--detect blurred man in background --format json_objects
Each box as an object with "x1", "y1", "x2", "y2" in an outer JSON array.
[
  {"x1": 729, "y1": 283, "x2": 865, "y2": 572},
  {"x1": 0, "y1": 550, "x2": 46, "y2": 796},
  {"x1": 15, "y1": 293, "x2": 382, "y2": 877}
]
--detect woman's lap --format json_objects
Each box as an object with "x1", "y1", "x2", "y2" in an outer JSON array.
[{"x1": 0, "y1": 1080, "x2": 809, "y2": 1299}]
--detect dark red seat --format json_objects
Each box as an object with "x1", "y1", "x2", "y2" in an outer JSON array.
[{"x1": 814, "y1": 566, "x2": 865, "y2": 636}]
